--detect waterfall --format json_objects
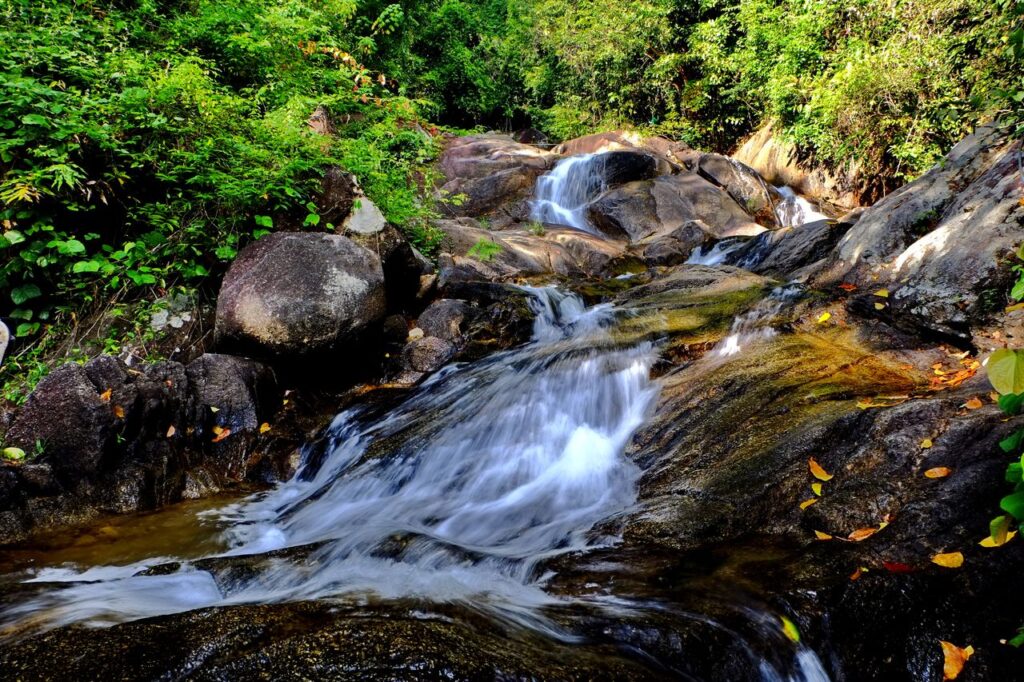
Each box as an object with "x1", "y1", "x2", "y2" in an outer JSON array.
[
  {"x1": 686, "y1": 239, "x2": 746, "y2": 265},
  {"x1": 530, "y1": 154, "x2": 609, "y2": 233},
  {"x1": 774, "y1": 186, "x2": 828, "y2": 228},
  {"x1": 712, "y1": 284, "x2": 804, "y2": 358},
  {"x1": 2, "y1": 288, "x2": 660, "y2": 636}
]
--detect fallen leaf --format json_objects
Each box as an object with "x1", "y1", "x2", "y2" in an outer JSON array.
[
  {"x1": 259, "y1": 422, "x2": 271, "y2": 434},
  {"x1": 209, "y1": 406, "x2": 220, "y2": 413},
  {"x1": 814, "y1": 530, "x2": 833, "y2": 541},
  {"x1": 850, "y1": 566, "x2": 868, "y2": 580},
  {"x1": 848, "y1": 522, "x2": 888, "y2": 542},
  {"x1": 882, "y1": 561, "x2": 916, "y2": 574},
  {"x1": 817, "y1": 312, "x2": 832, "y2": 324},
  {"x1": 838, "y1": 283, "x2": 857, "y2": 292},
  {"x1": 940, "y1": 640, "x2": 974, "y2": 680},
  {"x1": 980, "y1": 531, "x2": 1017, "y2": 548},
  {"x1": 211, "y1": 427, "x2": 232, "y2": 444},
  {"x1": 925, "y1": 467, "x2": 952, "y2": 479},
  {"x1": 812, "y1": 482, "x2": 823, "y2": 496},
  {"x1": 982, "y1": 515, "x2": 1014, "y2": 547},
  {"x1": 921, "y1": 438, "x2": 933, "y2": 449},
  {"x1": 874, "y1": 289, "x2": 890, "y2": 298},
  {"x1": 800, "y1": 498, "x2": 818, "y2": 510},
  {"x1": 964, "y1": 397, "x2": 983, "y2": 410},
  {"x1": 1007, "y1": 302, "x2": 1024, "y2": 313},
  {"x1": 780, "y1": 616, "x2": 800, "y2": 643},
  {"x1": 931, "y1": 552, "x2": 964, "y2": 568},
  {"x1": 809, "y1": 458, "x2": 834, "y2": 481},
  {"x1": 113, "y1": 405, "x2": 125, "y2": 419},
  {"x1": 99, "y1": 388, "x2": 112, "y2": 402},
  {"x1": 166, "y1": 425, "x2": 176, "y2": 438},
  {"x1": 874, "y1": 302, "x2": 886, "y2": 311}
]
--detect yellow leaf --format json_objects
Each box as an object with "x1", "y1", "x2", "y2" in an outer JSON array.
[
  {"x1": 259, "y1": 422, "x2": 271, "y2": 434},
  {"x1": 850, "y1": 566, "x2": 867, "y2": 581},
  {"x1": 874, "y1": 302, "x2": 886, "y2": 311},
  {"x1": 811, "y1": 482, "x2": 823, "y2": 496},
  {"x1": 211, "y1": 425, "x2": 224, "y2": 436},
  {"x1": 780, "y1": 616, "x2": 800, "y2": 643},
  {"x1": 809, "y1": 458, "x2": 833, "y2": 481},
  {"x1": 1006, "y1": 302, "x2": 1024, "y2": 313},
  {"x1": 921, "y1": 438, "x2": 933, "y2": 449},
  {"x1": 166, "y1": 425, "x2": 176, "y2": 438},
  {"x1": 817, "y1": 312, "x2": 832, "y2": 324},
  {"x1": 848, "y1": 524, "x2": 886, "y2": 542},
  {"x1": 113, "y1": 405, "x2": 125, "y2": 419},
  {"x1": 964, "y1": 397, "x2": 983, "y2": 410},
  {"x1": 980, "y1": 530, "x2": 1017, "y2": 548},
  {"x1": 211, "y1": 428, "x2": 232, "y2": 444},
  {"x1": 931, "y1": 552, "x2": 964, "y2": 568},
  {"x1": 874, "y1": 289, "x2": 890, "y2": 298},
  {"x1": 940, "y1": 640, "x2": 974, "y2": 680},
  {"x1": 800, "y1": 498, "x2": 818, "y2": 510},
  {"x1": 99, "y1": 388, "x2": 112, "y2": 402},
  {"x1": 209, "y1": 406, "x2": 220, "y2": 413},
  {"x1": 814, "y1": 530, "x2": 833, "y2": 541},
  {"x1": 925, "y1": 467, "x2": 952, "y2": 479}
]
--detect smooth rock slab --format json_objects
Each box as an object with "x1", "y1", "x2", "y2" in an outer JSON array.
[{"x1": 215, "y1": 232, "x2": 387, "y2": 358}]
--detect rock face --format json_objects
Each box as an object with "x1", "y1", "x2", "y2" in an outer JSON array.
[
  {"x1": 215, "y1": 232, "x2": 387, "y2": 358},
  {"x1": 734, "y1": 121, "x2": 865, "y2": 209},
  {"x1": 553, "y1": 131, "x2": 695, "y2": 170},
  {"x1": 729, "y1": 218, "x2": 854, "y2": 279},
  {"x1": 818, "y1": 124, "x2": 1024, "y2": 337},
  {"x1": 418, "y1": 299, "x2": 472, "y2": 342},
  {"x1": 0, "y1": 353, "x2": 280, "y2": 544},
  {"x1": 438, "y1": 135, "x2": 559, "y2": 217},
  {"x1": 588, "y1": 174, "x2": 765, "y2": 242},
  {"x1": 696, "y1": 152, "x2": 784, "y2": 227}
]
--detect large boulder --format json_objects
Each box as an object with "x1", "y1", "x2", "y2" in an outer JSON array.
[
  {"x1": 216, "y1": 232, "x2": 387, "y2": 358},
  {"x1": 818, "y1": 124, "x2": 1024, "y2": 336},
  {"x1": 696, "y1": 152, "x2": 784, "y2": 228},
  {"x1": 728, "y1": 218, "x2": 854, "y2": 279},
  {"x1": 588, "y1": 174, "x2": 766, "y2": 242},
  {"x1": 437, "y1": 135, "x2": 559, "y2": 217},
  {"x1": 554, "y1": 131, "x2": 692, "y2": 172},
  {"x1": 418, "y1": 299, "x2": 473, "y2": 342}
]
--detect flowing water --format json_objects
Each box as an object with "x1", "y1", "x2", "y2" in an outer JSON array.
[
  {"x1": 531, "y1": 153, "x2": 610, "y2": 232},
  {"x1": 774, "y1": 186, "x2": 829, "y2": 228}
]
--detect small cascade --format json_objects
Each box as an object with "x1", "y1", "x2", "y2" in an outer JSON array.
[
  {"x1": 774, "y1": 186, "x2": 829, "y2": 228},
  {"x1": 530, "y1": 154, "x2": 609, "y2": 232},
  {"x1": 712, "y1": 284, "x2": 804, "y2": 358},
  {"x1": 686, "y1": 239, "x2": 746, "y2": 266}
]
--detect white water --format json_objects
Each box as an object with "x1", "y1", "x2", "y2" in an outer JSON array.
[
  {"x1": 531, "y1": 153, "x2": 609, "y2": 233},
  {"x1": 686, "y1": 239, "x2": 746, "y2": 266},
  {"x1": 774, "y1": 186, "x2": 829, "y2": 228},
  {"x1": 2, "y1": 288, "x2": 660, "y2": 636},
  {"x1": 712, "y1": 284, "x2": 803, "y2": 358}
]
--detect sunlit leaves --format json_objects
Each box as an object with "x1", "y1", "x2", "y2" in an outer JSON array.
[
  {"x1": 2, "y1": 447, "x2": 26, "y2": 462},
  {"x1": 924, "y1": 467, "x2": 952, "y2": 479},
  {"x1": 780, "y1": 616, "x2": 800, "y2": 643},
  {"x1": 931, "y1": 552, "x2": 964, "y2": 568},
  {"x1": 939, "y1": 641, "x2": 974, "y2": 680},
  {"x1": 808, "y1": 458, "x2": 833, "y2": 481},
  {"x1": 988, "y1": 349, "x2": 1024, "y2": 395}
]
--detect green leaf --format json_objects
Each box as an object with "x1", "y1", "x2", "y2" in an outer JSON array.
[
  {"x1": 2, "y1": 230, "x2": 25, "y2": 245},
  {"x1": 1000, "y1": 491, "x2": 1024, "y2": 520},
  {"x1": 998, "y1": 393, "x2": 1024, "y2": 416},
  {"x1": 1007, "y1": 462, "x2": 1023, "y2": 484},
  {"x1": 11, "y1": 284, "x2": 41, "y2": 305},
  {"x1": 988, "y1": 350, "x2": 1024, "y2": 395},
  {"x1": 254, "y1": 215, "x2": 273, "y2": 228},
  {"x1": 72, "y1": 259, "x2": 101, "y2": 273},
  {"x1": 780, "y1": 615, "x2": 800, "y2": 643},
  {"x1": 991, "y1": 515, "x2": 1012, "y2": 545},
  {"x1": 15, "y1": 322, "x2": 39, "y2": 337},
  {"x1": 2, "y1": 447, "x2": 26, "y2": 462},
  {"x1": 1001, "y1": 429, "x2": 1024, "y2": 454},
  {"x1": 57, "y1": 239, "x2": 85, "y2": 255},
  {"x1": 214, "y1": 246, "x2": 237, "y2": 260},
  {"x1": 20, "y1": 113, "x2": 48, "y2": 126}
]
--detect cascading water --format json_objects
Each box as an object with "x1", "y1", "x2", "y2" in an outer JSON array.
[
  {"x1": 1, "y1": 287, "x2": 660, "y2": 637},
  {"x1": 774, "y1": 186, "x2": 829, "y2": 228},
  {"x1": 530, "y1": 154, "x2": 609, "y2": 233},
  {"x1": 712, "y1": 284, "x2": 804, "y2": 358}
]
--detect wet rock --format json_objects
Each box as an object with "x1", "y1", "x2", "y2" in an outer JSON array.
[
  {"x1": 588, "y1": 175, "x2": 765, "y2": 243},
  {"x1": 728, "y1": 218, "x2": 853, "y2": 279},
  {"x1": 553, "y1": 130, "x2": 644, "y2": 156},
  {"x1": 215, "y1": 232, "x2": 387, "y2": 358},
  {"x1": 6, "y1": 364, "x2": 116, "y2": 483},
  {"x1": 636, "y1": 221, "x2": 715, "y2": 266},
  {"x1": 592, "y1": 150, "x2": 660, "y2": 186},
  {"x1": 403, "y1": 336, "x2": 457, "y2": 373},
  {"x1": 418, "y1": 299, "x2": 472, "y2": 342},
  {"x1": 696, "y1": 152, "x2": 784, "y2": 228},
  {"x1": 437, "y1": 135, "x2": 559, "y2": 217},
  {"x1": 346, "y1": 223, "x2": 422, "y2": 311}
]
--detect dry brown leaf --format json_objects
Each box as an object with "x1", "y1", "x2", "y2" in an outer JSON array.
[
  {"x1": 113, "y1": 405, "x2": 125, "y2": 419},
  {"x1": 848, "y1": 522, "x2": 889, "y2": 542},
  {"x1": 931, "y1": 552, "x2": 964, "y2": 568},
  {"x1": 850, "y1": 567, "x2": 867, "y2": 581},
  {"x1": 166, "y1": 425, "x2": 176, "y2": 438},
  {"x1": 940, "y1": 640, "x2": 974, "y2": 680},
  {"x1": 964, "y1": 397, "x2": 983, "y2": 410},
  {"x1": 809, "y1": 458, "x2": 833, "y2": 481},
  {"x1": 259, "y1": 422, "x2": 271, "y2": 434},
  {"x1": 925, "y1": 467, "x2": 952, "y2": 479},
  {"x1": 211, "y1": 427, "x2": 232, "y2": 444},
  {"x1": 838, "y1": 283, "x2": 857, "y2": 292},
  {"x1": 99, "y1": 388, "x2": 112, "y2": 402}
]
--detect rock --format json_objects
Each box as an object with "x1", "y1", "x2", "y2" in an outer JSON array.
[
  {"x1": 554, "y1": 132, "x2": 680, "y2": 174},
  {"x1": 728, "y1": 218, "x2": 853, "y2": 279},
  {"x1": 438, "y1": 135, "x2": 559, "y2": 217},
  {"x1": 512, "y1": 127, "x2": 549, "y2": 146},
  {"x1": 316, "y1": 166, "x2": 358, "y2": 226},
  {"x1": 434, "y1": 220, "x2": 625, "y2": 285},
  {"x1": 6, "y1": 363, "x2": 116, "y2": 482},
  {"x1": 342, "y1": 195, "x2": 387, "y2": 235},
  {"x1": 403, "y1": 336, "x2": 457, "y2": 373},
  {"x1": 591, "y1": 150, "x2": 660, "y2": 186},
  {"x1": 734, "y1": 121, "x2": 866, "y2": 209},
  {"x1": 636, "y1": 221, "x2": 714, "y2": 266},
  {"x1": 215, "y1": 232, "x2": 387, "y2": 358},
  {"x1": 418, "y1": 299, "x2": 472, "y2": 342},
  {"x1": 346, "y1": 224, "x2": 422, "y2": 311},
  {"x1": 588, "y1": 175, "x2": 765, "y2": 243},
  {"x1": 696, "y1": 153, "x2": 783, "y2": 227},
  {"x1": 0, "y1": 320, "x2": 8, "y2": 367},
  {"x1": 820, "y1": 125, "x2": 1023, "y2": 336}
]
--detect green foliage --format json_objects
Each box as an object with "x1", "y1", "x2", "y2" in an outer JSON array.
[{"x1": 467, "y1": 238, "x2": 502, "y2": 262}]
